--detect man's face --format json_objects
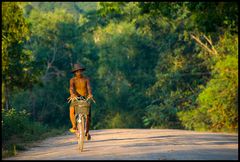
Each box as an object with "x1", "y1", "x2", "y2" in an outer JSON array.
[{"x1": 75, "y1": 70, "x2": 83, "y2": 76}]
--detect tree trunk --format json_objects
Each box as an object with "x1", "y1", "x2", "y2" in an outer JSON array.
[{"x1": 2, "y1": 81, "x2": 10, "y2": 110}]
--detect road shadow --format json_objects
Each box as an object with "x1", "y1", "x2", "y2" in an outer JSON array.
[
  {"x1": 122, "y1": 133, "x2": 238, "y2": 147},
  {"x1": 107, "y1": 147, "x2": 238, "y2": 160}
]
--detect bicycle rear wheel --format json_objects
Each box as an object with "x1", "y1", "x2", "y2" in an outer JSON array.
[{"x1": 77, "y1": 115, "x2": 85, "y2": 152}]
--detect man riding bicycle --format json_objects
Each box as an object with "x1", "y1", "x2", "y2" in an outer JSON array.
[{"x1": 68, "y1": 63, "x2": 93, "y2": 140}]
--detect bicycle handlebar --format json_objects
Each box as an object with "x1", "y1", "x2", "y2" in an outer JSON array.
[{"x1": 76, "y1": 96, "x2": 96, "y2": 104}]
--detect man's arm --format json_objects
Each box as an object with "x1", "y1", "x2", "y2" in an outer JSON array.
[
  {"x1": 69, "y1": 78, "x2": 76, "y2": 96},
  {"x1": 68, "y1": 78, "x2": 78, "y2": 103},
  {"x1": 86, "y1": 78, "x2": 93, "y2": 98}
]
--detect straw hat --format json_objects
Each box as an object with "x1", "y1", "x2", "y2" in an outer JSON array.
[{"x1": 71, "y1": 63, "x2": 86, "y2": 73}]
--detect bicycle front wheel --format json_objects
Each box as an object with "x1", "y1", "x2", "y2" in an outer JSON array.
[{"x1": 77, "y1": 115, "x2": 85, "y2": 152}]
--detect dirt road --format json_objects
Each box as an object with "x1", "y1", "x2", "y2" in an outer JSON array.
[{"x1": 3, "y1": 129, "x2": 238, "y2": 160}]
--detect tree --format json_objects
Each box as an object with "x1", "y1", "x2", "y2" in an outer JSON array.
[
  {"x1": 2, "y1": 2, "x2": 32, "y2": 110},
  {"x1": 178, "y1": 32, "x2": 238, "y2": 132}
]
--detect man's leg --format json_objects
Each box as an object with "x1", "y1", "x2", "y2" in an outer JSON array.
[
  {"x1": 69, "y1": 106, "x2": 76, "y2": 132},
  {"x1": 85, "y1": 107, "x2": 91, "y2": 140},
  {"x1": 86, "y1": 115, "x2": 91, "y2": 134}
]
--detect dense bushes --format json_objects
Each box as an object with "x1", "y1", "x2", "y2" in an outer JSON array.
[
  {"x1": 2, "y1": 108, "x2": 47, "y2": 142},
  {"x1": 2, "y1": 108, "x2": 65, "y2": 158}
]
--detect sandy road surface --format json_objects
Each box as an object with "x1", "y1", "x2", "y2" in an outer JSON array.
[{"x1": 3, "y1": 129, "x2": 238, "y2": 160}]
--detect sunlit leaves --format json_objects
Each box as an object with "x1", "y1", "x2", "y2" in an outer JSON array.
[
  {"x1": 2, "y1": 2, "x2": 30, "y2": 74},
  {"x1": 179, "y1": 33, "x2": 238, "y2": 132}
]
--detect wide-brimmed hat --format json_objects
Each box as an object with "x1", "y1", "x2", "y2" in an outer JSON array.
[{"x1": 71, "y1": 63, "x2": 86, "y2": 73}]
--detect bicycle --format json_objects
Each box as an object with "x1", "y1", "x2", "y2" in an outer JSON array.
[{"x1": 73, "y1": 96, "x2": 95, "y2": 152}]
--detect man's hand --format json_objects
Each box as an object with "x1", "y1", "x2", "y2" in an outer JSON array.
[
  {"x1": 67, "y1": 94, "x2": 78, "y2": 103},
  {"x1": 87, "y1": 94, "x2": 93, "y2": 100},
  {"x1": 87, "y1": 94, "x2": 96, "y2": 103}
]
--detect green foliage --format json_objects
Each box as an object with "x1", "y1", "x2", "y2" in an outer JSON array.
[
  {"x1": 98, "y1": 2, "x2": 126, "y2": 17},
  {"x1": 185, "y1": 2, "x2": 238, "y2": 33},
  {"x1": 2, "y1": 108, "x2": 48, "y2": 143},
  {"x1": 92, "y1": 18, "x2": 158, "y2": 128},
  {"x1": 134, "y1": 2, "x2": 238, "y2": 132},
  {"x1": 178, "y1": 33, "x2": 238, "y2": 132},
  {"x1": 2, "y1": 2, "x2": 31, "y2": 85},
  {"x1": 140, "y1": 3, "x2": 206, "y2": 129},
  {"x1": 138, "y1": 2, "x2": 186, "y2": 20},
  {"x1": 2, "y1": 2, "x2": 36, "y2": 110},
  {"x1": 143, "y1": 104, "x2": 179, "y2": 129},
  {"x1": 2, "y1": 108, "x2": 66, "y2": 158},
  {"x1": 7, "y1": 3, "x2": 99, "y2": 129},
  {"x1": 2, "y1": 2, "x2": 29, "y2": 52},
  {"x1": 22, "y1": 2, "x2": 97, "y2": 15}
]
